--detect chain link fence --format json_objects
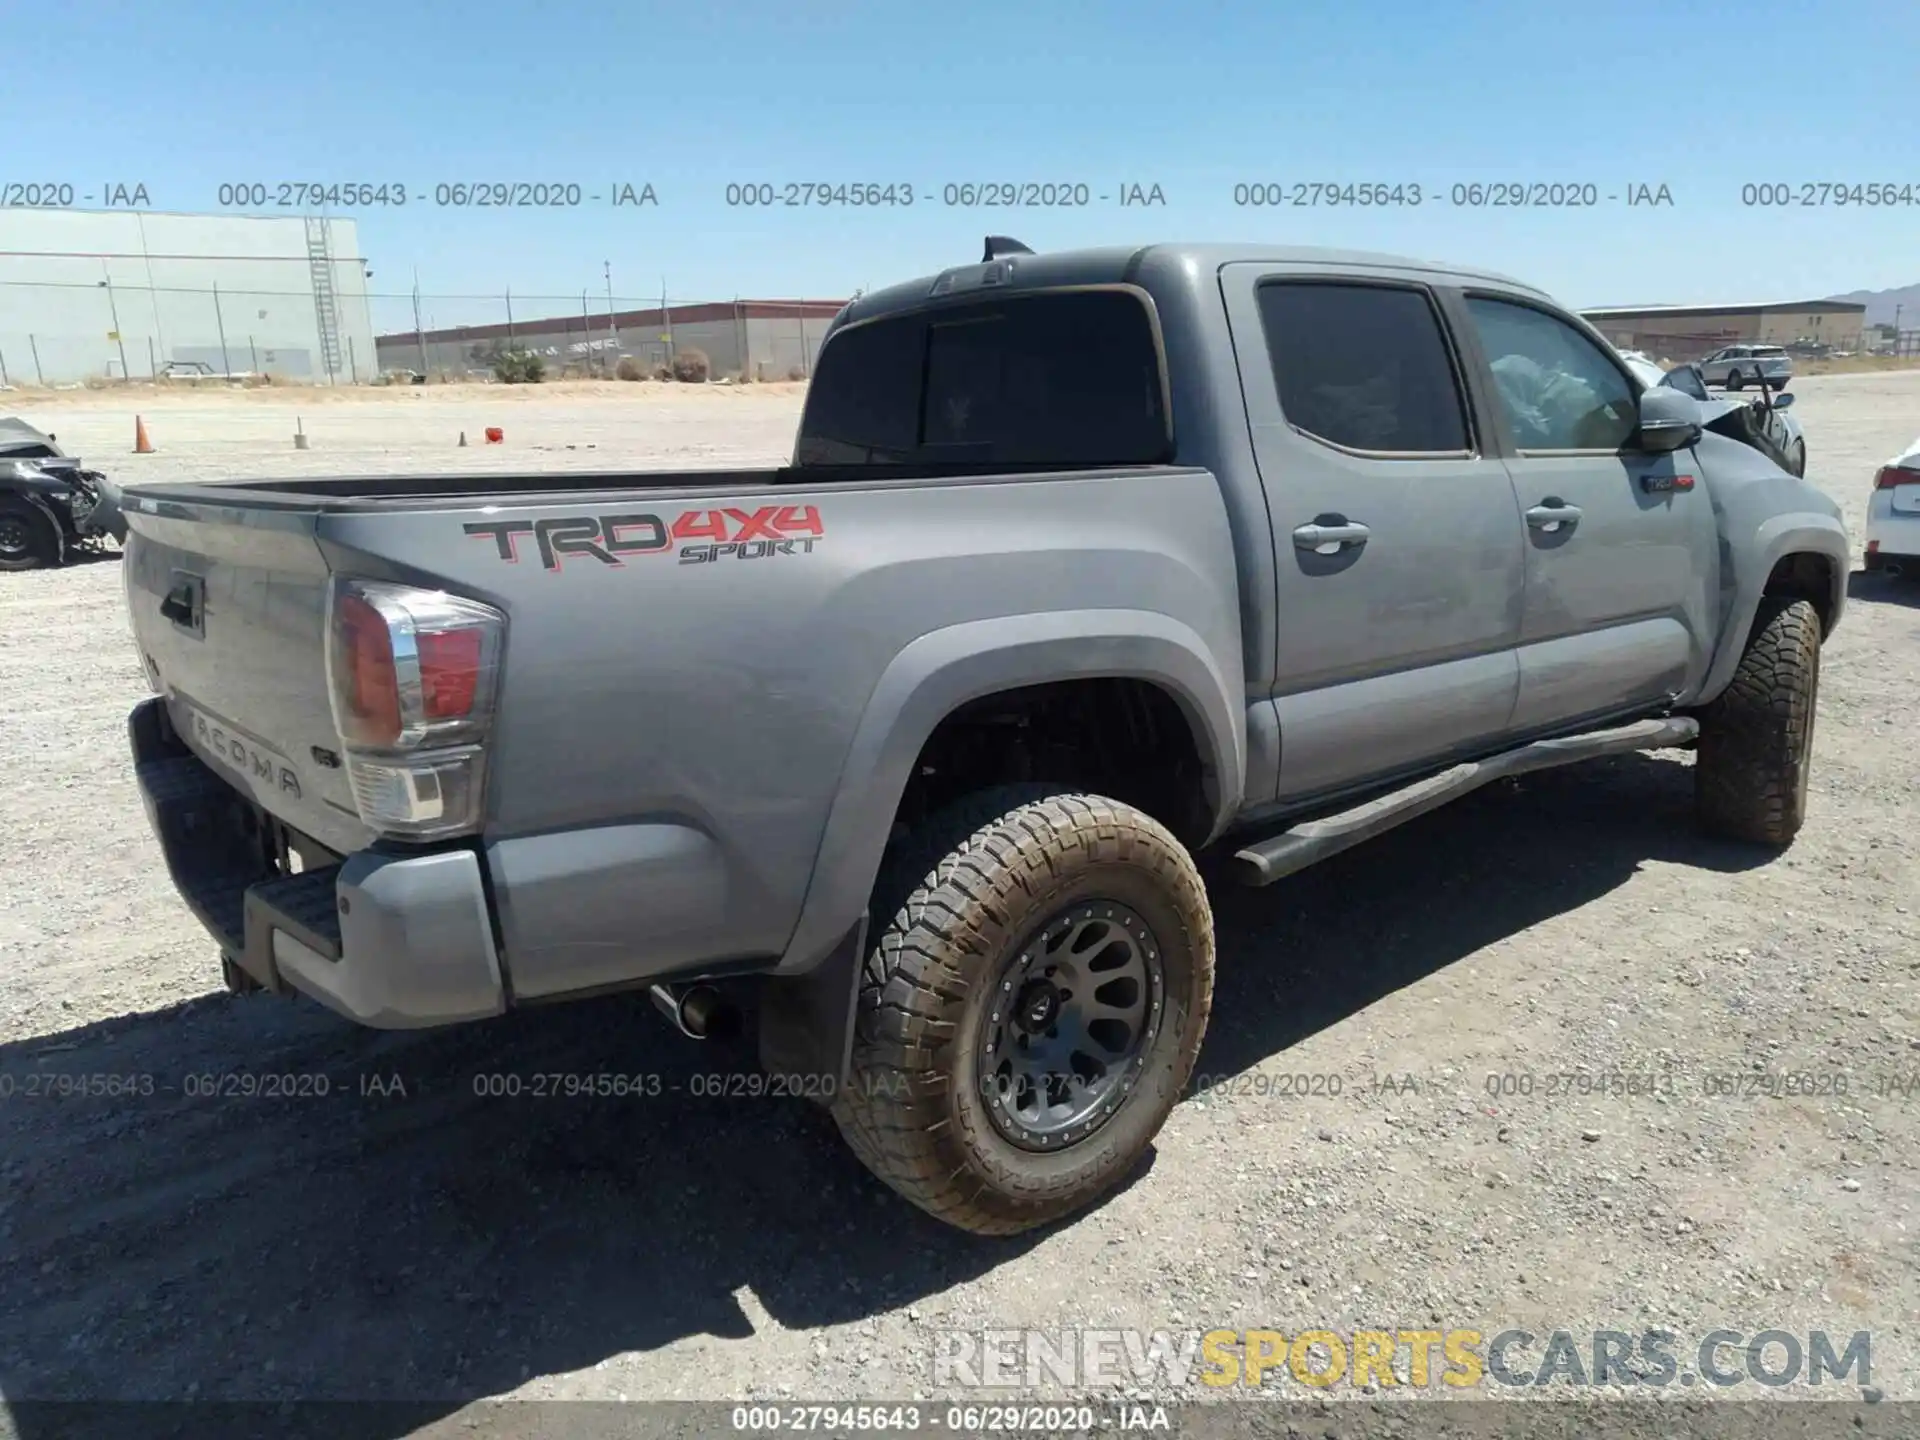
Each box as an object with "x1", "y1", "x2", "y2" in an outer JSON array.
[
  {"x1": 0, "y1": 272, "x2": 842, "y2": 388},
  {"x1": 372, "y1": 292, "x2": 843, "y2": 384}
]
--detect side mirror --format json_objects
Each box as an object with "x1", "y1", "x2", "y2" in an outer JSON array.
[
  {"x1": 1634, "y1": 386, "x2": 1702, "y2": 453},
  {"x1": 1772, "y1": 391, "x2": 1794, "y2": 409}
]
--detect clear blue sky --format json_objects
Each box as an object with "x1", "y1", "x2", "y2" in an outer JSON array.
[{"x1": 8, "y1": 0, "x2": 1915, "y2": 332}]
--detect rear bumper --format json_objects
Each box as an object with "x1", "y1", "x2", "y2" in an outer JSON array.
[
  {"x1": 1865, "y1": 496, "x2": 1920, "y2": 563},
  {"x1": 130, "y1": 697, "x2": 506, "y2": 1028}
]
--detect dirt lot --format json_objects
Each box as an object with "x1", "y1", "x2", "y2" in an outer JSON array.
[{"x1": 0, "y1": 377, "x2": 1917, "y2": 1431}]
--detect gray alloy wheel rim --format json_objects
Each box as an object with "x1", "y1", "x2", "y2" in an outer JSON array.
[
  {"x1": 976, "y1": 900, "x2": 1164, "y2": 1152},
  {"x1": 0, "y1": 515, "x2": 31, "y2": 556}
]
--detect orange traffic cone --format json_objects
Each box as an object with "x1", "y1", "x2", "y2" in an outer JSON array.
[{"x1": 133, "y1": 415, "x2": 154, "y2": 453}]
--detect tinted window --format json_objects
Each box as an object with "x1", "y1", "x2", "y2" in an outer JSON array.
[
  {"x1": 1466, "y1": 297, "x2": 1638, "y2": 451},
  {"x1": 795, "y1": 290, "x2": 1169, "y2": 468},
  {"x1": 792, "y1": 315, "x2": 922, "y2": 465},
  {"x1": 1257, "y1": 281, "x2": 1469, "y2": 453}
]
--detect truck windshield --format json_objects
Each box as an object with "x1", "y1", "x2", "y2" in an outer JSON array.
[{"x1": 795, "y1": 289, "x2": 1171, "y2": 468}]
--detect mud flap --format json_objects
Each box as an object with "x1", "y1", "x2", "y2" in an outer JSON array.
[{"x1": 758, "y1": 917, "x2": 867, "y2": 1091}]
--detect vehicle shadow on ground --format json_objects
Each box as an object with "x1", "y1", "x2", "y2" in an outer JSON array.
[
  {"x1": 51, "y1": 546, "x2": 123, "y2": 569},
  {"x1": 0, "y1": 750, "x2": 1770, "y2": 1431},
  {"x1": 1847, "y1": 567, "x2": 1920, "y2": 608}
]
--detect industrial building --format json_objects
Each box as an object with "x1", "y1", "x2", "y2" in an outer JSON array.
[
  {"x1": 1580, "y1": 299, "x2": 1867, "y2": 361},
  {"x1": 375, "y1": 299, "x2": 847, "y2": 382},
  {"x1": 0, "y1": 209, "x2": 377, "y2": 385}
]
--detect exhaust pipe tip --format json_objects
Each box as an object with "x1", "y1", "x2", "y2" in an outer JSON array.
[{"x1": 649, "y1": 982, "x2": 740, "y2": 1041}]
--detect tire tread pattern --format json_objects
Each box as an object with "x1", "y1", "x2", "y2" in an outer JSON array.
[
  {"x1": 1695, "y1": 596, "x2": 1820, "y2": 845},
  {"x1": 830, "y1": 785, "x2": 1213, "y2": 1236}
]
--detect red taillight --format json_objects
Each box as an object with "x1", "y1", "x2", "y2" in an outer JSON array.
[
  {"x1": 1876, "y1": 465, "x2": 1920, "y2": 490},
  {"x1": 324, "y1": 578, "x2": 505, "y2": 840},
  {"x1": 337, "y1": 593, "x2": 402, "y2": 746},
  {"x1": 326, "y1": 578, "x2": 504, "y2": 752},
  {"x1": 418, "y1": 628, "x2": 482, "y2": 719}
]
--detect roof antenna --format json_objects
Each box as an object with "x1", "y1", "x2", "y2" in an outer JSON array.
[{"x1": 982, "y1": 235, "x2": 1035, "y2": 262}]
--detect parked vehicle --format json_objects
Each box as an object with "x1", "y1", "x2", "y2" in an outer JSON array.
[
  {"x1": 1864, "y1": 434, "x2": 1920, "y2": 575},
  {"x1": 1621, "y1": 353, "x2": 1807, "y2": 478},
  {"x1": 116, "y1": 238, "x2": 1849, "y2": 1235},
  {"x1": 156, "y1": 360, "x2": 253, "y2": 382},
  {"x1": 1699, "y1": 343, "x2": 1793, "y2": 391},
  {"x1": 0, "y1": 417, "x2": 127, "y2": 570}
]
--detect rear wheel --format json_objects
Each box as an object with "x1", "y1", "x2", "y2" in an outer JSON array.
[
  {"x1": 1789, "y1": 439, "x2": 1806, "y2": 477},
  {"x1": 1726, "y1": 368, "x2": 1745, "y2": 391},
  {"x1": 1694, "y1": 597, "x2": 1820, "y2": 846},
  {"x1": 830, "y1": 786, "x2": 1214, "y2": 1235},
  {"x1": 0, "y1": 500, "x2": 59, "y2": 572}
]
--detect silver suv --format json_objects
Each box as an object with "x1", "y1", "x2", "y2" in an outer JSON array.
[{"x1": 1698, "y1": 344, "x2": 1792, "y2": 391}]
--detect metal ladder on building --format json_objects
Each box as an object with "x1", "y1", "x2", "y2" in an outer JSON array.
[{"x1": 305, "y1": 215, "x2": 343, "y2": 383}]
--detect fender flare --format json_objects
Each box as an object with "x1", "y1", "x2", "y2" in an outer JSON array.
[
  {"x1": 1695, "y1": 511, "x2": 1848, "y2": 704},
  {"x1": 776, "y1": 608, "x2": 1244, "y2": 975}
]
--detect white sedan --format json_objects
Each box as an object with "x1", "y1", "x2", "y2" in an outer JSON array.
[{"x1": 1865, "y1": 434, "x2": 1920, "y2": 576}]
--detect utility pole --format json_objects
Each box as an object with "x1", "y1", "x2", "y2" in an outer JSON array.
[
  {"x1": 99, "y1": 266, "x2": 130, "y2": 380},
  {"x1": 661, "y1": 276, "x2": 675, "y2": 365},
  {"x1": 412, "y1": 268, "x2": 429, "y2": 377},
  {"x1": 213, "y1": 279, "x2": 231, "y2": 376},
  {"x1": 604, "y1": 260, "x2": 618, "y2": 378}
]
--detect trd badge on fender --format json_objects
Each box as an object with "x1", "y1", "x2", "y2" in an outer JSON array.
[{"x1": 464, "y1": 505, "x2": 824, "y2": 571}]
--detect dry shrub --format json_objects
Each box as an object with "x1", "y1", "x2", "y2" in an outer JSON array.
[
  {"x1": 787, "y1": 365, "x2": 806, "y2": 382},
  {"x1": 614, "y1": 355, "x2": 646, "y2": 382},
  {"x1": 671, "y1": 348, "x2": 710, "y2": 383},
  {"x1": 652, "y1": 364, "x2": 671, "y2": 382}
]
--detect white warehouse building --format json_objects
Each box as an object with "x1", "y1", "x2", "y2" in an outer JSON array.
[{"x1": 0, "y1": 210, "x2": 376, "y2": 385}]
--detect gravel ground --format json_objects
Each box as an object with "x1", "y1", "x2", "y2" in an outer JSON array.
[{"x1": 0, "y1": 377, "x2": 1916, "y2": 1432}]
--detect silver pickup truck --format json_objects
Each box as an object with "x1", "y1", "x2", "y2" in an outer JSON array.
[{"x1": 118, "y1": 238, "x2": 1848, "y2": 1236}]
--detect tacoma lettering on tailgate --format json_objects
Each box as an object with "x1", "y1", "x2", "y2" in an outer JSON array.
[{"x1": 464, "y1": 505, "x2": 825, "y2": 572}]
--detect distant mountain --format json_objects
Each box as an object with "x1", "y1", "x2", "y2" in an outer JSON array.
[{"x1": 1825, "y1": 283, "x2": 1920, "y2": 327}]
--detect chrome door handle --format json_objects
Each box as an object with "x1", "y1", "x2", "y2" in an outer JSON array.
[
  {"x1": 1292, "y1": 521, "x2": 1371, "y2": 553},
  {"x1": 1524, "y1": 500, "x2": 1583, "y2": 532}
]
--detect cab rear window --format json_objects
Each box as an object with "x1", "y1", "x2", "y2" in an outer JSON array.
[{"x1": 795, "y1": 290, "x2": 1172, "y2": 468}]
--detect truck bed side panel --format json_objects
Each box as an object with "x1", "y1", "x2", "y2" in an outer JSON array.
[{"x1": 305, "y1": 467, "x2": 1242, "y2": 998}]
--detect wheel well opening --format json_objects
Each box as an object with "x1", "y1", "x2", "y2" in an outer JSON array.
[
  {"x1": 1763, "y1": 551, "x2": 1837, "y2": 635},
  {"x1": 895, "y1": 679, "x2": 1213, "y2": 848}
]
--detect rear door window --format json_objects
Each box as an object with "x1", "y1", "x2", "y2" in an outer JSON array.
[
  {"x1": 1255, "y1": 280, "x2": 1471, "y2": 454},
  {"x1": 795, "y1": 290, "x2": 1170, "y2": 468}
]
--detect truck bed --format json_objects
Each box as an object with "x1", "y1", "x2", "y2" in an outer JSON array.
[{"x1": 118, "y1": 459, "x2": 1242, "y2": 997}]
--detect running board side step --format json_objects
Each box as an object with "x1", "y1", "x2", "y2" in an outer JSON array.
[{"x1": 1231, "y1": 715, "x2": 1699, "y2": 887}]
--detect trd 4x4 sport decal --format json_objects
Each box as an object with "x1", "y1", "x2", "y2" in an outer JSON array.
[{"x1": 463, "y1": 504, "x2": 825, "y2": 571}]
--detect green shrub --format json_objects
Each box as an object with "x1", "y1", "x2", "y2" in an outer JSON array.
[{"x1": 491, "y1": 350, "x2": 545, "y2": 384}]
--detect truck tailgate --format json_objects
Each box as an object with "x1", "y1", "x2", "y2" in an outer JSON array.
[{"x1": 121, "y1": 493, "x2": 372, "y2": 855}]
